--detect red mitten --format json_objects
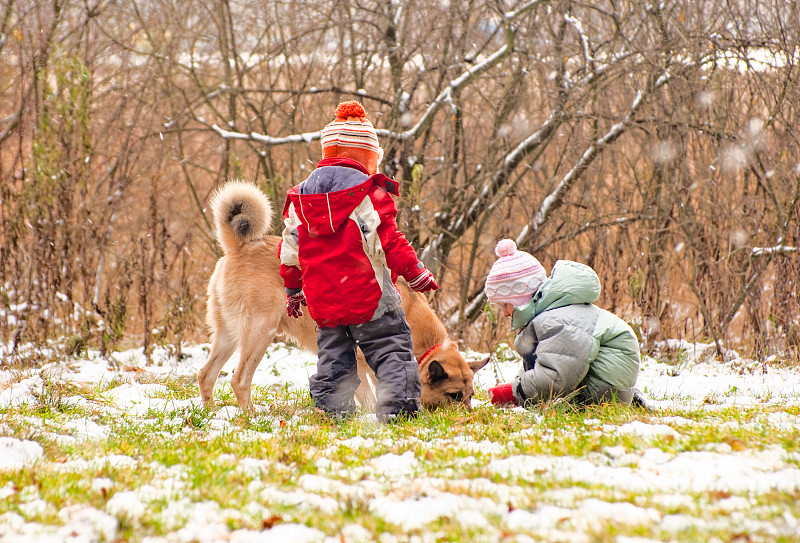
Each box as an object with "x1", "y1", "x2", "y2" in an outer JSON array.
[
  {"x1": 488, "y1": 383, "x2": 519, "y2": 407},
  {"x1": 286, "y1": 292, "x2": 307, "y2": 318},
  {"x1": 407, "y1": 268, "x2": 439, "y2": 293}
]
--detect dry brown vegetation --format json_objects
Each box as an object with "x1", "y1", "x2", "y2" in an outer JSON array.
[{"x1": 1, "y1": 0, "x2": 798, "y2": 362}]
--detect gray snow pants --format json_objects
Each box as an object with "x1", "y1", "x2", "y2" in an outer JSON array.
[{"x1": 309, "y1": 307, "x2": 421, "y2": 422}]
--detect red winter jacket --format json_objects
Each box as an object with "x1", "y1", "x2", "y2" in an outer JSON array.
[{"x1": 279, "y1": 158, "x2": 425, "y2": 327}]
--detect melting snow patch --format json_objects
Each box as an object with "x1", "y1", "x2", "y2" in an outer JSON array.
[
  {"x1": 574, "y1": 498, "x2": 660, "y2": 529},
  {"x1": 171, "y1": 521, "x2": 230, "y2": 543},
  {"x1": 506, "y1": 499, "x2": 659, "y2": 538},
  {"x1": 298, "y1": 474, "x2": 348, "y2": 495},
  {"x1": 638, "y1": 354, "x2": 800, "y2": 406},
  {"x1": 0, "y1": 437, "x2": 43, "y2": 470},
  {"x1": 766, "y1": 411, "x2": 800, "y2": 431},
  {"x1": 251, "y1": 523, "x2": 324, "y2": 543},
  {"x1": 212, "y1": 405, "x2": 241, "y2": 420},
  {"x1": 370, "y1": 493, "x2": 502, "y2": 531},
  {"x1": 338, "y1": 524, "x2": 373, "y2": 543},
  {"x1": 0, "y1": 512, "x2": 25, "y2": 532},
  {"x1": 655, "y1": 416, "x2": 697, "y2": 426},
  {"x1": 337, "y1": 435, "x2": 375, "y2": 450},
  {"x1": 62, "y1": 417, "x2": 110, "y2": 441},
  {"x1": 711, "y1": 496, "x2": 752, "y2": 513},
  {"x1": 506, "y1": 504, "x2": 574, "y2": 531},
  {"x1": 51, "y1": 454, "x2": 137, "y2": 473},
  {"x1": 236, "y1": 457, "x2": 268, "y2": 479},
  {"x1": 0, "y1": 482, "x2": 17, "y2": 500},
  {"x1": 451, "y1": 437, "x2": 507, "y2": 455},
  {"x1": 615, "y1": 421, "x2": 679, "y2": 439},
  {"x1": 648, "y1": 493, "x2": 695, "y2": 510},
  {"x1": 259, "y1": 487, "x2": 340, "y2": 516},
  {"x1": 0, "y1": 376, "x2": 44, "y2": 407},
  {"x1": 18, "y1": 498, "x2": 52, "y2": 518},
  {"x1": 91, "y1": 477, "x2": 114, "y2": 494},
  {"x1": 102, "y1": 382, "x2": 170, "y2": 404},
  {"x1": 57, "y1": 505, "x2": 119, "y2": 541},
  {"x1": 369, "y1": 451, "x2": 417, "y2": 478},
  {"x1": 659, "y1": 513, "x2": 702, "y2": 534},
  {"x1": 159, "y1": 499, "x2": 247, "y2": 531},
  {"x1": 490, "y1": 447, "x2": 800, "y2": 495},
  {"x1": 42, "y1": 358, "x2": 117, "y2": 386},
  {"x1": 105, "y1": 484, "x2": 170, "y2": 521}
]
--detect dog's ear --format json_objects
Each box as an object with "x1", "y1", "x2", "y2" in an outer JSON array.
[
  {"x1": 427, "y1": 360, "x2": 448, "y2": 384},
  {"x1": 468, "y1": 356, "x2": 491, "y2": 373}
]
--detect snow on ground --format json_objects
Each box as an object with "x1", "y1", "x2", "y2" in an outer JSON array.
[{"x1": 1, "y1": 340, "x2": 800, "y2": 542}]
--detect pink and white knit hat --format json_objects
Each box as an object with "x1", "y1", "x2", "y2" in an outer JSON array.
[{"x1": 484, "y1": 239, "x2": 547, "y2": 306}]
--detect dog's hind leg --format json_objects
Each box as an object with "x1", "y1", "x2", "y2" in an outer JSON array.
[
  {"x1": 198, "y1": 329, "x2": 237, "y2": 406},
  {"x1": 355, "y1": 351, "x2": 377, "y2": 410},
  {"x1": 231, "y1": 321, "x2": 276, "y2": 415}
]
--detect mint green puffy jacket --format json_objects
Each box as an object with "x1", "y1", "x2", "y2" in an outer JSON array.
[{"x1": 509, "y1": 260, "x2": 640, "y2": 405}]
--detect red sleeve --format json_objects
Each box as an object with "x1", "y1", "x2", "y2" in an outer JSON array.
[
  {"x1": 280, "y1": 264, "x2": 303, "y2": 290},
  {"x1": 370, "y1": 188, "x2": 424, "y2": 280},
  {"x1": 278, "y1": 239, "x2": 303, "y2": 290}
]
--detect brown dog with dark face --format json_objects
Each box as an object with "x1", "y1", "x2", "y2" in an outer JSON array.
[{"x1": 197, "y1": 180, "x2": 489, "y2": 414}]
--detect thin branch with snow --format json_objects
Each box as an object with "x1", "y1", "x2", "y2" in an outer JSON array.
[
  {"x1": 564, "y1": 13, "x2": 593, "y2": 69},
  {"x1": 503, "y1": 0, "x2": 549, "y2": 20},
  {"x1": 212, "y1": 124, "x2": 321, "y2": 146},
  {"x1": 751, "y1": 245, "x2": 798, "y2": 256}
]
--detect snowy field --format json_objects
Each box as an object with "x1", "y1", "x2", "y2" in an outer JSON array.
[{"x1": 1, "y1": 340, "x2": 800, "y2": 542}]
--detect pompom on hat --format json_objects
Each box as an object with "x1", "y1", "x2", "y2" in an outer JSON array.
[
  {"x1": 484, "y1": 239, "x2": 547, "y2": 306},
  {"x1": 321, "y1": 101, "x2": 384, "y2": 174}
]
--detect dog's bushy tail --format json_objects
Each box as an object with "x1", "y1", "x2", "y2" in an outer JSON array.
[{"x1": 209, "y1": 180, "x2": 274, "y2": 254}]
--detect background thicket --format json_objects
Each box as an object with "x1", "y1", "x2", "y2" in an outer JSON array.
[{"x1": 1, "y1": 0, "x2": 798, "y2": 362}]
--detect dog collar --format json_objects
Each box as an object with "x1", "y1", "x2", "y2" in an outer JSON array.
[
  {"x1": 418, "y1": 344, "x2": 441, "y2": 366},
  {"x1": 419, "y1": 343, "x2": 458, "y2": 366}
]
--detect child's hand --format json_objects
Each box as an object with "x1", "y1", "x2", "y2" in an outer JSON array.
[
  {"x1": 408, "y1": 268, "x2": 438, "y2": 292},
  {"x1": 488, "y1": 383, "x2": 519, "y2": 407},
  {"x1": 286, "y1": 292, "x2": 307, "y2": 318}
]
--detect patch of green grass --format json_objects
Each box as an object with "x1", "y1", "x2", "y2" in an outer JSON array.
[{"x1": 2, "y1": 354, "x2": 800, "y2": 542}]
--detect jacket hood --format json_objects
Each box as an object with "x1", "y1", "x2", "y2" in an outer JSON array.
[
  {"x1": 285, "y1": 158, "x2": 399, "y2": 236},
  {"x1": 511, "y1": 260, "x2": 601, "y2": 329},
  {"x1": 288, "y1": 166, "x2": 372, "y2": 236}
]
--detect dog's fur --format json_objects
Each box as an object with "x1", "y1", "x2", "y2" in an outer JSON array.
[{"x1": 198, "y1": 180, "x2": 489, "y2": 414}]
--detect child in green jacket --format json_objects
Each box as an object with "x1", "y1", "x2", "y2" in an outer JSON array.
[{"x1": 484, "y1": 239, "x2": 640, "y2": 407}]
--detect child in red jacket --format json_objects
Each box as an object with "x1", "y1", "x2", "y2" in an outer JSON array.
[{"x1": 280, "y1": 101, "x2": 437, "y2": 422}]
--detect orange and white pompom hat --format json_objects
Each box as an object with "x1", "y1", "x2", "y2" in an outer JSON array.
[
  {"x1": 321, "y1": 101, "x2": 384, "y2": 174},
  {"x1": 484, "y1": 239, "x2": 547, "y2": 306}
]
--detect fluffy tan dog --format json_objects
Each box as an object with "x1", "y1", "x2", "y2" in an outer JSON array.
[{"x1": 198, "y1": 180, "x2": 489, "y2": 414}]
